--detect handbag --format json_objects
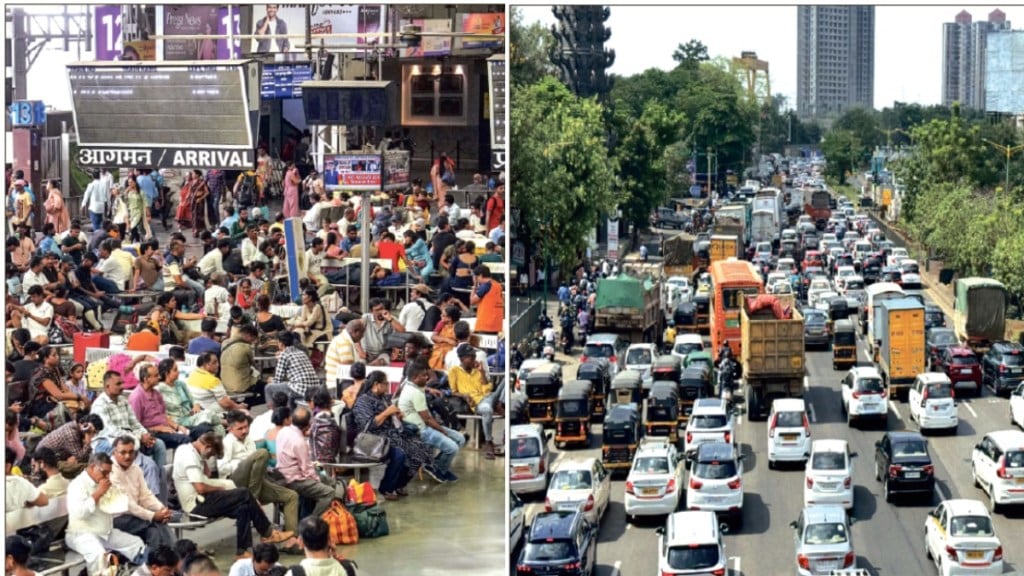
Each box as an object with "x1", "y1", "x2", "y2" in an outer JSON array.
[{"x1": 352, "y1": 417, "x2": 390, "y2": 463}]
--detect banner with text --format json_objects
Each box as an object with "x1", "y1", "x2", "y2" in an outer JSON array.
[
  {"x1": 382, "y1": 150, "x2": 410, "y2": 191},
  {"x1": 162, "y1": 5, "x2": 220, "y2": 60},
  {"x1": 323, "y1": 153, "x2": 382, "y2": 190},
  {"x1": 250, "y1": 5, "x2": 386, "y2": 54},
  {"x1": 77, "y1": 146, "x2": 254, "y2": 170},
  {"x1": 217, "y1": 7, "x2": 243, "y2": 60},
  {"x1": 457, "y1": 13, "x2": 504, "y2": 51},
  {"x1": 607, "y1": 218, "x2": 619, "y2": 261},
  {"x1": 400, "y1": 18, "x2": 452, "y2": 58}
]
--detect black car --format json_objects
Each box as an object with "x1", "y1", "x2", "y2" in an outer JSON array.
[
  {"x1": 516, "y1": 509, "x2": 598, "y2": 576},
  {"x1": 879, "y1": 266, "x2": 903, "y2": 285},
  {"x1": 861, "y1": 256, "x2": 883, "y2": 284},
  {"x1": 924, "y1": 305, "x2": 946, "y2": 330},
  {"x1": 981, "y1": 341, "x2": 1024, "y2": 396},
  {"x1": 804, "y1": 309, "x2": 830, "y2": 349},
  {"x1": 926, "y1": 327, "x2": 959, "y2": 370},
  {"x1": 874, "y1": 431, "x2": 935, "y2": 503}
]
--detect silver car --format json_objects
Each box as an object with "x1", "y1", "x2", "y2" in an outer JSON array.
[{"x1": 792, "y1": 505, "x2": 857, "y2": 576}]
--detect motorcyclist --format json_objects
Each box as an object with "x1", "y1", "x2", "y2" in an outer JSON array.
[
  {"x1": 717, "y1": 340, "x2": 733, "y2": 364},
  {"x1": 662, "y1": 320, "x2": 677, "y2": 354}
]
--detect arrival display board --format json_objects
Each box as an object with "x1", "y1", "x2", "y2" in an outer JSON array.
[
  {"x1": 261, "y1": 62, "x2": 314, "y2": 99},
  {"x1": 67, "y1": 61, "x2": 251, "y2": 148}
]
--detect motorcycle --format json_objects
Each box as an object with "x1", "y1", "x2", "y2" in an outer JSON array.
[{"x1": 716, "y1": 357, "x2": 739, "y2": 408}]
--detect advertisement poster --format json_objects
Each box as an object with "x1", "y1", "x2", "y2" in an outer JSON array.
[
  {"x1": 310, "y1": 5, "x2": 387, "y2": 47},
  {"x1": 162, "y1": 5, "x2": 220, "y2": 60},
  {"x1": 382, "y1": 150, "x2": 410, "y2": 191},
  {"x1": 323, "y1": 154, "x2": 382, "y2": 190},
  {"x1": 251, "y1": 4, "x2": 305, "y2": 53},
  {"x1": 607, "y1": 218, "x2": 619, "y2": 261},
  {"x1": 401, "y1": 18, "x2": 452, "y2": 58},
  {"x1": 217, "y1": 7, "x2": 243, "y2": 60},
  {"x1": 121, "y1": 39, "x2": 156, "y2": 61},
  {"x1": 458, "y1": 13, "x2": 504, "y2": 50}
]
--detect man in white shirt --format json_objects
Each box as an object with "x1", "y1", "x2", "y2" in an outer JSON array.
[
  {"x1": 65, "y1": 453, "x2": 147, "y2": 576},
  {"x1": 304, "y1": 237, "x2": 329, "y2": 297},
  {"x1": 301, "y1": 192, "x2": 327, "y2": 233},
  {"x1": 334, "y1": 207, "x2": 358, "y2": 236},
  {"x1": 5, "y1": 446, "x2": 49, "y2": 511},
  {"x1": 109, "y1": 436, "x2": 176, "y2": 550},
  {"x1": 197, "y1": 238, "x2": 232, "y2": 279},
  {"x1": 248, "y1": 391, "x2": 287, "y2": 447},
  {"x1": 15, "y1": 285, "x2": 53, "y2": 343},
  {"x1": 291, "y1": 517, "x2": 358, "y2": 576},
  {"x1": 228, "y1": 543, "x2": 282, "y2": 576},
  {"x1": 203, "y1": 273, "x2": 232, "y2": 334},
  {"x1": 20, "y1": 256, "x2": 49, "y2": 301},
  {"x1": 445, "y1": 193, "x2": 461, "y2": 222},
  {"x1": 240, "y1": 226, "x2": 262, "y2": 269},
  {"x1": 218, "y1": 411, "x2": 299, "y2": 536},
  {"x1": 397, "y1": 284, "x2": 434, "y2": 332},
  {"x1": 81, "y1": 170, "x2": 110, "y2": 232},
  {"x1": 96, "y1": 239, "x2": 132, "y2": 292}
]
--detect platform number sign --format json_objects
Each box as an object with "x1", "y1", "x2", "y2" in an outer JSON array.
[
  {"x1": 8, "y1": 101, "x2": 46, "y2": 128},
  {"x1": 94, "y1": 6, "x2": 123, "y2": 61}
]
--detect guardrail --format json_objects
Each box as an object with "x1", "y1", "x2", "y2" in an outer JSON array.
[{"x1": 511, "y1": 296, "x2": 543, "y2": 348}]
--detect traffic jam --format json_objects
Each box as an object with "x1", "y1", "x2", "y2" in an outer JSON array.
[{"x1": 508, "y1": 159, "x2": 1024, "y2": 576}]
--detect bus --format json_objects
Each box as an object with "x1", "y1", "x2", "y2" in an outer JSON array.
[{"x1": 709, "y1": 259, "x2": 763, "y2": 359}]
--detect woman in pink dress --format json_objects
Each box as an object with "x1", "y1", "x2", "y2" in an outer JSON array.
[
  {"x1": 282, "y1": 162, "x2": 300, "y2": 218},
  {"x1": 43, "y1": 179, "x2": 70, "y2": 235}
]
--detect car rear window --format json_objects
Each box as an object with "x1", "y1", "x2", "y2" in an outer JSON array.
[
  {"x1": 855, "y1": 377, "x2": 885, "y2": 393},
  {"x1": 524, "y1": 540, "x2": 574, "y2": 562},
  {"x1": 550, "y1": 470, "x2": 592, "y2": 491},
  {"x1": 811, "y1": 452, "x2": 846, "y2": 470},
  {"x1": 925, "y1": 383, "x2": 953, "y2": 398},
  {"x1": 583, "y1": 344, "x2": 613, "y2": 359},
  {"x1": 674, "y1": 343, "x2": 702, "y2": 356},
  {"x1": 893, "y1": 440, "x2": 929, "y2": 459},
  {"x1": 1001, "y1": 353, "x2": 1023, "y2": 366},
  {"x1": 667, "y1": 544, "x2": 720, "y2": 570},
  {"x1": 950, "y1": 515, "x2": 994, "y2": 537},
  {"x1": 951, "y1": 356, "x2": 977, "y2": 366},
  {"x1": 511, "y1": 437, "x2": 541, "y2": 459},
  {"x1": 803, "y1": 522, "x2": 848, "y2": 545},
  {"x1": 775, "y1": 411, "x2": 804, "y2": 427},
  {"x1": 694, "y1": 460, "x2": 738, "y2": 479},
  {"x1": 931, "y1": 332, "x2": 958, "y2": 345},
  {"x1": 1006, "y1": 450, "x2": 1024, "y2": 468},
  {"x1": 626, "y1": 348, "x2": 653, "y2": 365},
  {"x1": 691, "y1": 415, "x2": 727, "y2": 429},
  {"x1": 633, "y1": 456, "x2": 670, "y2": 474}
]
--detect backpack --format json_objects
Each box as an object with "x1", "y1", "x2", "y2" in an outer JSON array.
[
  {"x1": 419, "y1": 302, "x2": 442, "y2": 332},
  {"x1": 237, "y1": 174, "x2": 256, "y2": 206},
  {"x1": 309, "y1": 410, "x2": 342, "y2": 464},
  {"x1": 287, "y1": 558, "x2": 359, "y2": 576}
]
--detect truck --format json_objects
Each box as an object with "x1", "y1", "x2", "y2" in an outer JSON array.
[
  {"x1": 709, "y1": 235, "x2": 741, "y2": 264},
  {"x1": 804, "y1": 188, "x2": 832, "y2": 229},
  {"x1": 715, "y1": 203, "x2": 750, "y2": 246},
  {"x1": 751, "y1": 209, "x2": 777, "y2": 245},
  {"x1": 873, "y1": 298, "x2": 926, "y2": 401},
  {"x1": 662, "y1": 232, "x2": 698, "y2": 278},
  {"x1": 954, "y1": 277, "x2": 1007, "y2": 356},
  {"x1": 594, "y1": 273, "x2": 662, "y2": 343},
  {"x1": 740, "y1": 294, "x2": 805, "y2": 420}
]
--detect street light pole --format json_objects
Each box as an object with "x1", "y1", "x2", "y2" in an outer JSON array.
[{"x1": 982, "y1": 139, "x2": 1024, "y2": 193}]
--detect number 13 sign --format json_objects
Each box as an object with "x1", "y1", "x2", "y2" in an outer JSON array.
[{"x1": 7, "y1": 101, "x2": 46, "y2": 128}]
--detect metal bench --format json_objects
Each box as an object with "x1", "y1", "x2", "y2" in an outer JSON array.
[
  {"x1": 5, "y1": 497, "x2": 86, "y2": 576},
  {"x1": 456, "y1": 413, "x2": 505, "y2": 450}
]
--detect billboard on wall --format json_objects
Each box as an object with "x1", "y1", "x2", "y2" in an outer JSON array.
[
  {"x1": 162, "y1": 5, "x2": 221, "y2": 60},
  {"x1": 401, "y1": 18, "x2": 452, "y2": 58},
  {"x1": 323, "y1": 153, "x2": 382, "y2": 191},
  {"x1": 457, "y1": 13, "x2": 504, "y2": 51},
  {"x1": 382, "y1": 150, "x2": 410, "y2": 191},
  {"x1": 251, "y1": 5, "x2": 387, "y2": 54}
]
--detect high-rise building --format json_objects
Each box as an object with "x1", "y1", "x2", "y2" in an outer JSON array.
[
  {"x1": 942, "y1": 9, "x2": 1011, "y2": 109},
  {"x1": 796, "y1": 6, "x2": 875, "y2": 120}
]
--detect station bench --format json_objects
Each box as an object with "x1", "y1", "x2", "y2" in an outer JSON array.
[{"x1": 5, "y1": 496, "x2": 86, "y2": 576}]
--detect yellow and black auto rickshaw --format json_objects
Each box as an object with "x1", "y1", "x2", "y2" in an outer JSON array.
[
  {"x1": 602, "y1": 402, "x2": 643, "y2": 473},
  {"x1": 524, "y1": 363, "x2": 563, "y2": 426},
  {"x1": 693, "y1": 293, "x2": 711, "y2": 335},
  {"x1": 832, "y1": 318, "x2": 857, "y2": 370},
  {"x1": 610, "y1": 369, "x2": 643, "y2": 408},
  {"x1": 678, "y1": 365, "x2": 713, "y2": 427},
  {"x1": 576, "y1": 361, "x2": 612, "y2": 421},
  {"x1": 645, "y1": 381, "x2": 680, "y2": 441},
  {"x1": 673, "y1": 301, "x2": 698, "y2": 334},
  {"x1": 555, "y1": 380, "x2": 593, "y2": 447},
  {"x1": 651, "y1": 355, "x2": 683, "y2": 385}
]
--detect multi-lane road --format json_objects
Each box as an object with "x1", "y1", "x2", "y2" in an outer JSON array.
[{"x1": 516, "y1": 293, "x2": 1023, "y2": 576}]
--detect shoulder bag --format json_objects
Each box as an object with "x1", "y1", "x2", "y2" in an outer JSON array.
[{"x1": 352, "y1": 412, "x2": 390, "y2": 463}]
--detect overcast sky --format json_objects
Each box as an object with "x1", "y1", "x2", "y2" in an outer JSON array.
[{"x1": 516, "y1": 4, "x2": 1022, "y2": 110}]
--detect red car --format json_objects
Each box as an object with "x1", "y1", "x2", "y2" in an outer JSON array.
[
  {"x1": 937, "y1": 346, "x2": 983, "y2": 396},
  {"x1": 802, "y1": 250, "x2": 824, "y2": 270}
]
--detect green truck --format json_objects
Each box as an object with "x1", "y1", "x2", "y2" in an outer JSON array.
[
  {"x1": 954, "y1": 277, "x2": 1007, "y2": 356},
  {"x1": 594, "y1": 274, "x2": 662, "y2": 344}
]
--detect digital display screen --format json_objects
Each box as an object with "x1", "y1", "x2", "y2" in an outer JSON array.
[
  {"x1": 261, "y1": 62, "x2": 314, "y2": 100},
  {"x1": 302, "y1": 84, "x2": 392, "y2": 126},
  {"x1": 68, "y1": 63, "x2": 251, "y2": 147},
  {"x1": 488, "y1": 57, "x2": 505, "y2": 149}
]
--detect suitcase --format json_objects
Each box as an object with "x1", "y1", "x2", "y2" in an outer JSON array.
[{"x1": 74, "y1": 332, "x2": 110, "y2": 364}]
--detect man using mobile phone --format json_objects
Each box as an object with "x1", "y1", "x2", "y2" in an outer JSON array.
[{"x1": 361, "y1": 297, "x2": 405, "y2": 366}]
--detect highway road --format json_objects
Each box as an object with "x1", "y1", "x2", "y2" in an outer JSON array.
[{"x1": 515, "y1": 293, "x2": 1024, "y2": 576}]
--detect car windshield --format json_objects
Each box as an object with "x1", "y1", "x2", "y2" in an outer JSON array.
[
  {"x1": 511, "y1": 437, "x2": 541, "y2": 459},
  {"x1": 803, "y1": 522, "x2": 849, "y2": 545},
  {"x1": 674, "y1": 343, "x2": 702, "y2": 356},
  {"x1": 1001, "y1": 353, "x2": 1023, "y2": 366},
  {"x1": 695, "y1": 459, "x2": 738, "y2": 479},
  {"x1": 626, "y1": 349, "x2": 653, "y2": 365},
  {"x1": 925, "y1": 383, "x2": 953, "y2": 398},
  {"x1": 893, "y1": 440, "x2": 929, "y2": 459},
  {"x1": 856, "y1": 377, "x2": 885, "y2": 394},
  {"x1": 691, "y1": 415, "x2": 727, "y2": 429},
  {"x1": 949, "y1": 515, "x2": 994, "y2": 537},
  {"x1": 951, "y1": 356, "x2": 977, "y2": 366},
  {"x1": 903, "y1": 264, "x2": 919, "y2": 274},
  {"x1": 550, "y1": 470, "x2": 592, "y2": 491},
  {"x1": 524, "y1": 540, "x2": 574, "y2": 562},
  {"x1": 931, "y1": 332, "x2": 958, "y2": 346},
  {"x1": 775, "y1": 411, "x2": 804, "y2": 427},
  {"x1": 667, "y1": 544, "x2": 720, "y2": 570},
  {"x1": 633, "y1": 457, "x2": 670, "y2": 474},
  {"x1": 583, "y1": 344, "x2": 613, "y2": 359},
  {"x1": 811, "y1": 451, "x2": 846, "y2": 470},
  {"x1": 845, "y1": 280, "x2": 865, "y2": 290}
]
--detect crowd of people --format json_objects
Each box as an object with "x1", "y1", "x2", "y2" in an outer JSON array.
[{"x1": 5, "y1": 161, "x2": 507, "y2": 575}]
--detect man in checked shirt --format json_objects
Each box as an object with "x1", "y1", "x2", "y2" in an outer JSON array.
[{"x1": 264, "y1": 332, "x2": 322, "y2": 403}]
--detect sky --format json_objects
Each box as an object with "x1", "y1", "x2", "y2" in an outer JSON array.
[{"x1": 516, "y1": 4, "x2": 1023, "y2": 110}]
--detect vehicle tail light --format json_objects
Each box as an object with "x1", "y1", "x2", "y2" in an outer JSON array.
[
  {"x1": 609, "y1": 355, "x2": 617, "y2": 366},
  {"x1": 797, "y1": 554, "x2": 810, "y2": 570},
  {"x1": 922, "y1": 387, "x2": 928, "y2": 400},
  {"x1": 879, "y1": 388, "x2": 887, "y2": 398},
  {"x1": 889, "y1": 464, "x2": 902, "y2": 478},
  {"x1": 727, "y1": 478, "x2": 741, "y2": 490},
  {"x1": 580, "y1": 355, "x2": 588, "y2": 363},
  {"x1": 538, "y1": 459, "x2": 546, "y2": 474},
  {"x1": 666, "y1": 478, "x2": 676, "y2": 494},
  {"x1": 852, "y1": 391, "x2": 861, "y2": 399},
  {"x1": 689, "y1": 477, "x2": 703, "y2": 490},
  {"x1": 1000, "y1": 364, "x2": 1007, "y2": 374},
  {"x1": 517, "y1": 565, "x2": 532, "y2": 574},
  {"x1": 806, "y1": 476, "x2": 814, "y2": 488},
  {"x1": 923, "y1": 465, "x2": 935, "y2": 475},
  {"x1": 711, "y1": 569, "x2": 726, "y2": 576},
  {"x1": 563, "y1": 562, "x2": 580, "y2": 571},
  {"x1": 724, "y1": 432, "x2": 732, "y2": 444},
  {"x1": 997, "y1": 457, "x2": 1011, "y2": 479},
  {"x1": 686, "y1": 432, "x2": 693, "y2": 444},
  {"x1": 544, "y1": 497, "x2": 552, "y2": 512},
  {"x1": 802, "y1": 414, "x2": 811, "y2": 437},
  {"x1": 625, "y1": 480, "x2": 635, "y2": 495},
  {"x1": 946, "y1": 545, "x2": 958, "y2": 561},
  {"x1": 584, "y1": 495, "x2": 595, "y2": 511},
  {"x1": 844, "y1": 476, "x2": 852, "y2": 488},
  {"x1": 994, "y1": 546, "x2": 1003, "y2": 561},
  {"x1": 768, "y1": 413, "x2": 778, "y2": 438},
  {"x1": 843, "y1": 552, "x2": 855, "y2": 568}
]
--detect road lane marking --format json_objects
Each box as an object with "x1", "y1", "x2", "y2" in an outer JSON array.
[
  {"x1": 889, "y1": 401, "x2": 902, "y2": 420},
  {"x1": 610, "y1": 560, "x2": 622, "y2": 576},
  {"x1": 730, "y1": 556, "x2": 741, "y2": 574},
  {"x1": 804, "y1": 375, "x2": 810, "y2": 390},
  {"x1": 963, "y1": 401, "x2": 977, "y2": 418},
  {"x1": 807, "y1": 402, "x2": 817, "y2": 423}
]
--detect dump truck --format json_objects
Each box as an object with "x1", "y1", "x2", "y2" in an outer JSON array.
[
  {"x1": 662, "y1": 232, "x2": 698, "y2": 278},
  {"x1": 594, "y1": 273, "x2": 662, "y2": 343},
  {"x1": 873, "y1": 297, "x2": 926, "y2": 401},
  {"x1": 715, "y1": 203, "x2": 750, "y2": 246},
  {"x1": 709, "y1": 235, "x2": 741, "y2": 264},
  {"x1": 740, "y1": 294, "x2": 805, "y2": 420},
  {"x1": 954, "y1": 277, "x2": 1007, "y2": 356}
]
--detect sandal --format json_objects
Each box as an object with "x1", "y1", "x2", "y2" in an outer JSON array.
[
  {"x1": 262, "y1": 529, "x2": 294, "y2": 544},
  {"x1": 396, "y1": 488, "x2": 409, "y2": 497},
  {"x1": 381, "y1": 492, "x2": 400, "y2": 501},
  {"x1": 279, "y1": 538, "x2": 303, "y2": 555}
]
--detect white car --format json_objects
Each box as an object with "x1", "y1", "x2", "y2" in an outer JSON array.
[
  {"x1": 510, "y1": 491, "x2": 525, "y2": 552},
  {"x1": 544, "y1": 457, "x2": 611, "y2": 525},
  {"x1": 900, "y1": 259, "x2": 922, "y2": 288},
  {"x1": 624, "y1": 343, "x2": 658, "y2": 389},
  {"x1": 908, "y1": 373, "x2": 959, "y2": 433},
  {"x1": 852, "y1": 241, "x2": 873, "y2": 263},
  {"x1": 671, "y1": 333, "x2": 705, "y2": 363},
  {"x1": 887, "y1": 247, "x2": 909, "y2": 268},
  {"x1": 841, "y1": 366, "x2": 888, "y2": 427},
  {"x1": 834, "y1": 265, "x2": 857, "y2": 285},
  {"x1": 838, "y1": 275, "x2": 865, "y2": 296},
  {"x1": 624, "y1": 437, "x2": 685, "y2": 520},
  {"x1": 684, "y1": 398, "x2": 735, "y2": 455},
  {"x1": 1011, "y1": 383, "x2": 1024, "y2": 429},
  {"x1": 755, "y1": 241, "x2": 773, "y2": 260},
  {"x1": 812, "y1": 291, "x2": 840, "y2": 312},
  {"x1": 665, "y1": 276, "x2": 693, "y2": 307},
  {"x1": 807, "y1": 278, "x2": 832, "y2": 306},
  {"x1": 516, "y1": 358, "x2": 549, "y2": 391},
  {"x1": 971, "y1": 430, "x2": 1024, "y2": 512},
  {"x1": 768, "y1": 398, "x2": 812, "y2": 469},
  {"x1": 804, "y1": 440, "x2": 855, "y2": 510},
  {"x1": 686, "y1": 441, "x2": 745, "y2": 529},
  {"x1": 657, "y1": 511, "x2": 729, "y2": 576},
  {"x1": 924, "y1": 499, "x2": 1004, "y2": 576},
  {"x1": 510, "y1": 424, "x2": 551, "y2": 494},
  {"x1": 769, "y1": 281, "x2": 794, "y2": 296},
  {"x1": 776, "y1": 257, "x2": 798, "y2": 275},
  {"x1": 766, "y1": 271, "x2": 789, "y2": 289}
]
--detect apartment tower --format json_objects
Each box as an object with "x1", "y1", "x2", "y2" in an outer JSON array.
[
  {"x1": 942, "y1": 9, "x2": 1011, "y2": 109},
  {"x1": 797, "y1": 5, "x2": 875, "y2": 119}
]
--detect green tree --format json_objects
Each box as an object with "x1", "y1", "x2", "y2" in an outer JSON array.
[
  {"x1": 820, "y1": 129, "x2": 861, "y2": 182},
  {"x1": 832, "y1": 106, "x2": 880, "y2": 155},
  {"x1": 510, "y1": 7, "x2": 556, "y2": 88},
  {"x1": 672, "y1": 39, "x2": 710, "y2": 70},
  {"x1": 612, "y1": 101, "x2": 685, "y2": 230},
  {"x1": 511, "y1": 78, "x2": 617, "y2": 270}
]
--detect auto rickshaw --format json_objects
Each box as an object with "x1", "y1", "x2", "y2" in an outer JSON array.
[
  {"x1": 684, "y1": 351, "x2": 714, "y2": 373},
  {"x1": 678, "y1": 366, "x2": 714, "y2": 427},
  {"x1": 831, "y1": 319, "x2": 857, "y2": 370},
  {"x1": 645, "y1": 381, "x2": 680, "y2": 441},
  {"x1": 693, "y1": 293, "x2": 711, "y2": 335},
  {"x1": 673, "y1": 301, "x2": 698, "y2": 333},
  {"x1": 828, "y1": 297, "x2": 854, "y2": 323},
  {"x1": 508, "y1": 392, "x2": 528, "y2": 426},
  {"x1": 554, "y1": 380, "x2": 593, "y2": 447},
  {"x1": 651, "y1": 355, "x2": 683, "y2": 385},
  {"x1": 576, "y1": 360, "x2": 612, "y2": 421},
  {"x1": 524, "y1": 363, "x2": 563, "y2": 426},
  {"x1": 602, "y1": 402, "x2": 643, "y2": 473},
  {"x1": 610, "y1": 369, "x2": 643, "y2": 408}
]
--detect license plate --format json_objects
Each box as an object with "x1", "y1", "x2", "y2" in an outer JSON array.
[
  {"x1": 905, "y1": 472, "x2": 921, "y2": 479},
  {"x1": 966, "y1": 551, "x2": 984, "y2": 560},
  {"x1": 961, "y1": 368, "x2": 973, "y2": 374},
  {"x1": 782, "y1": 434, "x2": 798, "y2": 441},
  {"x1": 1015, "y1": 477, "x2": 1024, "y2": 485},
  {"x1": 933, "y1": 405, "x2": 942, "y2": 411},
  {"x1": 642, "y1": 487, "x2": 659, "y2": 496},
  {"x1": 513, "y1": 466, "x2": 530, "y2": 475}
]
